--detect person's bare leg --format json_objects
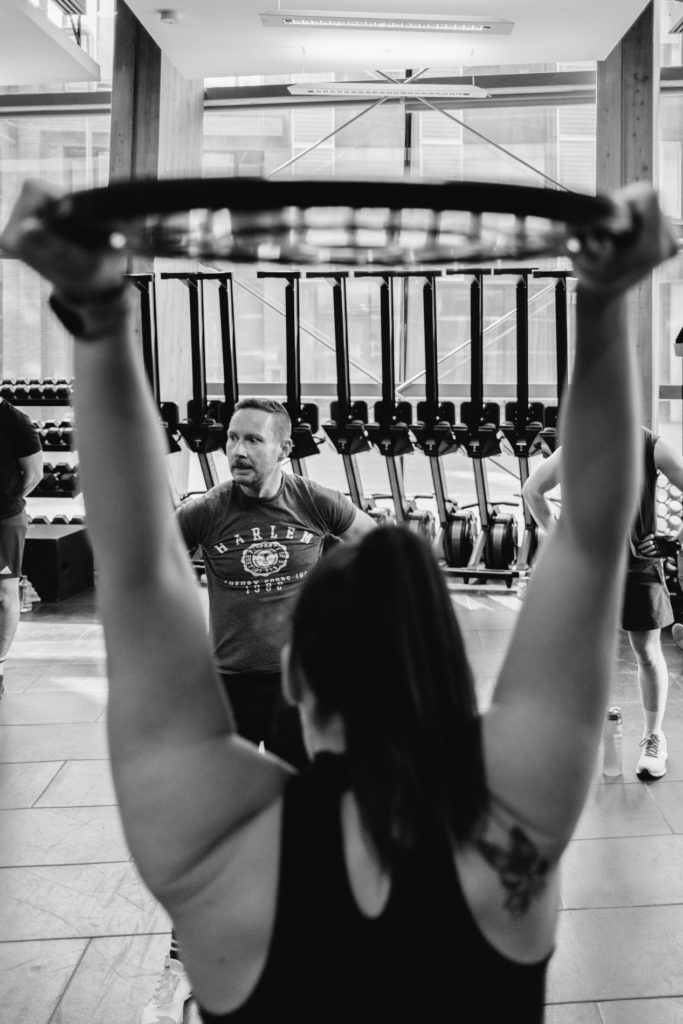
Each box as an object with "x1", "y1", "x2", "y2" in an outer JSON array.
[
  {"x1": 0, "y1": 577, "x2": 20, "y2": 697},
  {"x1": 629, "y1": 628, "x2": 669, "y2": 777}
]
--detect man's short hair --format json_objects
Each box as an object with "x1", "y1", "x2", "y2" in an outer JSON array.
[{"x1": 233, "y1": 397, "x2": 292, "y2": 443}]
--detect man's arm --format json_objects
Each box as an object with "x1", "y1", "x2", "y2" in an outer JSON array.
[
  {"x1": 521, "y1": 449, "x2": 562, "y2": 534},
  {"x1": 337, "y1": 505, "x2": 376, "y2": 542},
  {"x1": 175, "y1": 498, "x2": 204, "y2": 558},
  {"x1": 18, "y1": 451, "x2": 43, "y2": 498}
]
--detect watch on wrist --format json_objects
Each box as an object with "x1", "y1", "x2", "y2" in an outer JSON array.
[{"x1": 49, "y1": 284, "x2": 131, "y2": 341}]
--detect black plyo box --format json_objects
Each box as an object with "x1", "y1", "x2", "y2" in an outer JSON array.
[{"x1": 22, "y1": 524, "x2": 94, "y2": 602}]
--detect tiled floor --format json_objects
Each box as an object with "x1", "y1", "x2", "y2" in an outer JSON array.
[{"x1": 2, "y1": 578, "x2": 683, "y2": 1023}]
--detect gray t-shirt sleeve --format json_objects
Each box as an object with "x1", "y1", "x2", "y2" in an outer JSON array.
[
  {"x1": 302, "y1": 479, "x2": 357, "y2": 537},
  {"x1": 175, "y1": 495, "x2": 209, "y2": 553}
]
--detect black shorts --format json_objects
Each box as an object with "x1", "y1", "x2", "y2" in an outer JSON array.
[
  {"x1": 621, "y1": 559, "x2": 673, "y2": 632},
  {"x1": 0, "y1": 511, "x2": 29, "y2": 580}
]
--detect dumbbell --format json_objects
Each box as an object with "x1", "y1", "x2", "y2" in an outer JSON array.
[
  {"x1": 41, "y1": 420, "x2": 62, "y2": 448},
  {"x1": 59, "y1": 423, "x2": 74, "y2": 448},
  {"x1": 54, "y1": 462, "x2": 79, "y2": 493},
  {"x1": 37, "y1": 463, "x2": 61, "y2": 492}
]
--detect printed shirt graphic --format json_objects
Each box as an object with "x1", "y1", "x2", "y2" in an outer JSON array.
[{"x1": 176, "y1": 473, "x2": 356, "y2": 674}]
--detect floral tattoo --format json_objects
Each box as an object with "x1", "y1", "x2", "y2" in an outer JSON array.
[{"x1": 476, "y1": 825, "x2": 550, "y2": 918}]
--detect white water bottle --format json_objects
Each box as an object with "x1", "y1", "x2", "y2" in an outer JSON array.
[
  {"x1": 517, "y1": 568, "x2": 530, "y2": 601},
  {"x1": 602, "y1": 706, "x2": 623, "y2": 777},
  {"x1": 19, "y1": 575, "x2": 32, "y2": 613}
]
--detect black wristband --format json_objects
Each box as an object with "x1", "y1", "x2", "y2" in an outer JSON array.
[{"x1": 49, "y1": 284, "x2": 131, "y2": 341}]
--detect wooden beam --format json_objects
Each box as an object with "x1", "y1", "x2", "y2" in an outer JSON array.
[
  {"x1": 109, "y1": 0, "x2": 205, "y2": 492},
  {"x1": 597, "y1": 1, "x2": 660, "y2": 428}
]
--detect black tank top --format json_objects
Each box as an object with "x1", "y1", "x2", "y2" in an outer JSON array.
[
  {"x1": 197, "y1": 753, "x2": 550, "y2": 1023},
  {"x1": 629, "y1": 427, "x2": 659, "y2": 566}
]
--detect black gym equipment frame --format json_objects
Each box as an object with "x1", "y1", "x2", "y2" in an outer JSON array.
[
  {"x1": 441, "y1": 268, "x2": 519, "y2": 585},
  {"x1": 357, "y1": 272, "x2": 435, "y2": 538},
  {"x1": 159, "y1": 272, "x2": 233, "y2": 490},
  {"x1": 532, "y1": 269, "x2": 573, "y2": 454},
  {"x1": 256, "y1": 271, "x2": 323, "y2": 476},
  {"x1": 494, "y1": 267, "x2": 545, "y2": 573},
  {"x1": 313, "y1": 272, "x2": 392, "y2": 523},
  {"x1": 399, "y1": 270, "x2": 477, "y2": 564},
  {"x1": 124, "y1": 272, "x2": 181, "y2": 454}
]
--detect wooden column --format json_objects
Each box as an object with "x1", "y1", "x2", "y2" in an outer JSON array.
[
  {"x1": 110, "y1": 1, "x2": 204, "y2": 183},
  {"x1": 109, "y1": 0, "x2": 204, "y2": 489},
  {"x1": 597, "y1": 1, "x2": 660, "y2": 427}
]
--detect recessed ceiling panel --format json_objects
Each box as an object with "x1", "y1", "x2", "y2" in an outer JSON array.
[
  {"x1": 0, "y1": 0, "x2": 99, "y2": 86},
  {"x1": 123, "y1": 0, "x2": 654, "y2": 79}
]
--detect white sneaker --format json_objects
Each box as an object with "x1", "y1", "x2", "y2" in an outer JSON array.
[
  {"x1": 141, "y1": 957, "x2": 192, "y2": 1024},
  {"x1": 636, "y1": 732, "x2": 668, "y2": 779},
  {"x1": 672, "y1": 622, "x2": 683, "y2": 650}
]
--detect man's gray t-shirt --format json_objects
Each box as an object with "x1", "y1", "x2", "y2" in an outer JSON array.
[{"x1": 176, "y1": 473, "x2": 356, "y2": 674}]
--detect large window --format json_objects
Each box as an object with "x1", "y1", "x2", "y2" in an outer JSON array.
[
  {"x1": 0, "y1": 114, "x2": 110, "y2": 379},
  {"x1": 0, "y1": 0, "x2": 681, "y2": 438}
]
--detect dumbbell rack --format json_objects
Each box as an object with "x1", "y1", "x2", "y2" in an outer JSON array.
[{"x1": 0, "y1": 379, "x2": 84, "y2": 523}]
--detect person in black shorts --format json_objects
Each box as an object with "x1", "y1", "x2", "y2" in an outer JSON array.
[
  {"x1": 524, "y1": 425, "x2": 683, "y2": 780},
  {"x1": 1, "y1": 178, "x2": 677, "y2": 1023},
  {"x1": 0, "y1": 398, "x2": 43, "y2": 698}
]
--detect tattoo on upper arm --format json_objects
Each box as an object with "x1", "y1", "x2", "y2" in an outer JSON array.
[{"x1": 475, "y1": 825, "x2": 550, "y2": 918}]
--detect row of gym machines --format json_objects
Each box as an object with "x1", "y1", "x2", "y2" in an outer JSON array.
[{"x1": 128, "y1": 266, "x2": 573, "y2": 588}]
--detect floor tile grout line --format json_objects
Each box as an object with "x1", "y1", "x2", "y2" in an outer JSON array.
[
  {"x1": 0, "y1": 858, "x2": 131, "y2": 869},
  {"x1": 47, "y1": 936, "x2": 92, "y2": 1024},
  {"x1": 0, "y1": 930, "x2": 173, "y2": 943},
  {"x1": 0, "y1": 757, "x2": 111, "y2": 765},
  {"x1": 30, "y1": 760, "x2": 67, "y2": 808}
]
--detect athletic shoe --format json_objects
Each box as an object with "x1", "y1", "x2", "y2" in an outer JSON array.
[
  {"x1": 672, "y1": 622, "x2": 683, "y2": 650},
  {"x1": 141, "y1": 957, "x2": 192, "y2": 1024},
  {"x1": 636, "y1": 732, "x2": 668, "y2": 779}
]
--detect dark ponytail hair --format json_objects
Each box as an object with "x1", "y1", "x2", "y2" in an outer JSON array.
[{"x1": 290, "y1": 526, "x2": 487, "y2": 868}]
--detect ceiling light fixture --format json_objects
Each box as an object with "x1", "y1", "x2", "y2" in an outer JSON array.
[
  {"x1": 287, "y1": 82, "x2": 489, "y2": 98},
  {"x1": 260, "y1": 10, "x2": 514, "y2": 35}
]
